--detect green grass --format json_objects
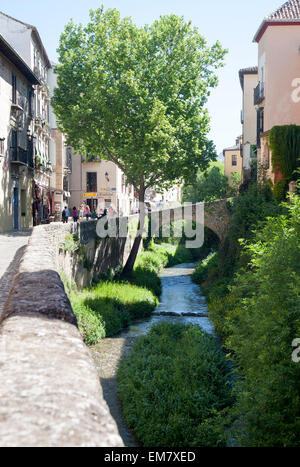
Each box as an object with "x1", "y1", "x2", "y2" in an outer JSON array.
[
  {"x1": 118, "y1": 322, "x2": 233, "y2": 447},
  {"x1": 67, "y1": 241, "x2": 195, "y2": 345},
  {"x1": 69, "y1": 281, "x2": 158, "y2": 344}
]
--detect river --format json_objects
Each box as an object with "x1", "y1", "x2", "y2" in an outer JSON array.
[{"x1": 90, "y1": 263, "x2": 214, "y2": 446}]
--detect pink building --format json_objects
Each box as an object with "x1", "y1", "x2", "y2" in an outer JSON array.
[{"x1": 253, "y1": 0, "x2": 300, "y2": 183}]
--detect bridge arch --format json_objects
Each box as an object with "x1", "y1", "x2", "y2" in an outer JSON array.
[{"x1": 152, "y1": 199, "x2": 230, "y2": 245}]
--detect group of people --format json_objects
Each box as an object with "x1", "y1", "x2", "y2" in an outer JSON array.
[{"x1": 61, "y1": 204, "x2": 111, "y2": 223}]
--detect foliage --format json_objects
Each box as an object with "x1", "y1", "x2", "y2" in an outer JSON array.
[
  {"x1": 183, "y1": 161, "x2": 232, "y2": 203},
  {"x1": 69, "y1": 280, "x2": 158, "y2": 344},
  {"x1": 71, "y1": 301, "x2": 106, "y2": 345},
  {"x1": 68, "y1": 241, "x2": 194, "y2": 344},
  {"x1": 209, "y1": 195, "x2": 300, "y2": 446},
  {"x1": 273, "y1": 178, "x2": 288, "y2": 202},
  {"x1": 60, "y1": 233, "x2": 81, "y2": 253},
  {"x1": 53, "y1": 6, "x2": 227, "y2": 273},
  {"x1": 269, "y1": 125, "x2": 300, "y2": 181},
  {"x1": 192, "y1": 252, "x2": 219, "y2": 285},
  {"x1": 53, "y1": 8, "x2": 227, "y2": 199},
  {"x1": 118, "y1": 322, "x2": 233, "y2": 447},
  {"x1": 220, "y1": 183, "x2": 284, "y2": 278}
]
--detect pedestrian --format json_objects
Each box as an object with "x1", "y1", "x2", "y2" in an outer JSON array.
[
  {"x1": 84, "y1": 204, "x2": 91, "y2": 221},
  {"x1": 72, "y1": 206, "x2": 78, "y2": 223},
  {"x1": 62, "y1": 206, "x2": 69, "y2": 224},
  {"x1": 99, "y1": 208, "x2": 108, "y2": 219},
  {"x1": 79, "y1": 205, "x2": 84, "y2": 221}
]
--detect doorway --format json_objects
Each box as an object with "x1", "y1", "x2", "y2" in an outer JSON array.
[{"x1": 13, "y1": 187, "x2": 19, "y2": 230}]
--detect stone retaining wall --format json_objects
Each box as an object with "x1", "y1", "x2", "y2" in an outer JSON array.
[{"x1": 0, "y1": 225, "x2": 124, "y2": 447}]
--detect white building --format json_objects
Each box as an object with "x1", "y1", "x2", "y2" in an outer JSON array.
[
  {"x1": 0, "y1": 34, "x2": 40, "y2": 232},
  {"x1": 0, "y1": 10, "x2": 53, "y2": 225}
]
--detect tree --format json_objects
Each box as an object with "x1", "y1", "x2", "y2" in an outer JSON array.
[
  {"x1": 183, "y1": 161, "x2": 232, "y2": 203},
  {"x1": 52, "y1": 7, "x2": 227, "y2": 274}
]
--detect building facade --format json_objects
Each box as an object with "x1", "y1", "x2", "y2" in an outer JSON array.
[
  {"x1": 239, "y1": 67, "x2": 258, "y2": 182},
  {"x1": 253, "y1": 0, "x2": 300, "y2": 183},
  {"x1": 0, "y1": 34, "x2": 40, "y2": 232},
  {"x1": 0, "y1": 10, "x2": 53, "y2": 225},
  {"x1": 223, "y1": 137, "x2": 243, "y2": 186},
  {"x1": 48, "y1": 64, "x2": 72, "y2": 220},
  {"x1": 69, "y1": 154, "x2": 137, "y2": 216}
]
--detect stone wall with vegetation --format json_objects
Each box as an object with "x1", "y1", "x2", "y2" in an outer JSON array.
[
  {"x1": 46, "y1": 219, "x2": 139, "y2": 289},
  {"x1": 0, "y1": 225, "x2": 124, "y2": 447}
]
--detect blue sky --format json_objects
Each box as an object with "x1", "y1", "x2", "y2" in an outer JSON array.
[{"x1": 0, "y1": 0, "x2": 282, "y2": 154}]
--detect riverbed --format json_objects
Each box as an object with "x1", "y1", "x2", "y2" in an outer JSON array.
[{"x1": 90, "y1": 263, "x2": 214, "y2": 446}]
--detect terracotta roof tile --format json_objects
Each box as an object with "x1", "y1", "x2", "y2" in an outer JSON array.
[{"x1": 267, "y1": 0, "x2": 300, "y2": 20}]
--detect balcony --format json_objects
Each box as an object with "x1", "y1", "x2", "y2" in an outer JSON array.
[
  {"x1": 11, "y1": 147, "x2": 26, "y2": 165},
  {"x1": 254, "y1": 82, "x2": 265, "y2": 105},
  {"x1": 11, "y1": 145, "x2": 34, "y2": 169}
]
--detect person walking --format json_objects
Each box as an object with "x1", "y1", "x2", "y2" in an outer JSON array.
[
  {"x1": 84, "y1": 204, "x2": 91, "y2": 221},
  {"x1": 79, "y1": 204, "x2": 84, "y2": 221},
  {"x1": 72, "y1": 206, "x2": 78, "y2": 223},
  {"x1": 62, "y1": 206, "x2": 69, "y2": 224}
]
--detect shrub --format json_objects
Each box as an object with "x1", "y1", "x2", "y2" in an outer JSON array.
[
  {"x1": 60, "y1": 233, "x2": 81, "y2": 253},
  {"x1": 224, "y1": 195, "x2": 300, "y2": 446},
  {"x1": 118, "y1": 322, "x2": 233, "y2": 447},
  {"x1": 192, "y1": 252, "x2": 219, "y2": 286},
  {"x1": 71, "y1": 301, "x2": 105, "y2": 345}
]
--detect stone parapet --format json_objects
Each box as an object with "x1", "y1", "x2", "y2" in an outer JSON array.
[{"x1": 0, "y1": 225, "x2": 123, "y2": 447}]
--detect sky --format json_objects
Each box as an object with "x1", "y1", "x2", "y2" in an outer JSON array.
[{"x1": 0, "y1": 0, "x2": 283, "y2": 155}]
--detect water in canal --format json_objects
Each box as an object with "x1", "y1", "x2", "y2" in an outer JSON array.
[
  {"x1": 123, "y1": 263, "x2": 214, "y2": 337},
  {"x1": 90, "y1": 263, "x2": 214, "y2": 446}
]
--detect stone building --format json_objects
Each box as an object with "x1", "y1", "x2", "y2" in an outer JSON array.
[
  {"x1": 0, "y1": 10, "x2": 53, "y2": 225},
  {"x1": 0, "y1": 34, "x2": 40, "y2": 232},
  {"x1": 253, "y1": 0, "x2": 300, "y2": 183}
]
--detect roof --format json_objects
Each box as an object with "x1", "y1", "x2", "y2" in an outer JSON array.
[
  {"x1": 254, "y1": 0, "x2": 300, "y2": 42},
  {"x1": 0, "y1": 34, "x2": 40, "y2": 85},
  {"x1": 239, "y1": 66, "x2": 258, "y2": 90},
  {"x1": 223, "y1": 145, "x2": 240, "y2": 156},
  {"x1": 267, "y1": 0, "x2": 300, "y2": 19},
  {"x1": 0, "y1": 10, "x2": 51, "y2": 68}
]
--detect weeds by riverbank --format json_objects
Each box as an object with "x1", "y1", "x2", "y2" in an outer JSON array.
[
  {"x1": 66, "y1": 242, "x2": 194, "y2": 345},
  {"x1": 118, "y1": 322, "x2": 233, "y2": 447},
  {"x1": 192, "y1": 187, "x2": 300, "y2": 446}
]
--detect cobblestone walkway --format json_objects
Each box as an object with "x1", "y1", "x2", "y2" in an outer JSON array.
[{"x1": 0, "y1": 231, "x2": 31, "y2": 318}]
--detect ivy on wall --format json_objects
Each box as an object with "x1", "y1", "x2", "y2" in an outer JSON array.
[{"x1": 269, "y1": 125, "x2": 300, "y2": 180}]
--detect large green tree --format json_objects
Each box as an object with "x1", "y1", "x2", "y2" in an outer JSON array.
[
  {"x1": 183, "y1": 161, "x2": 233, "y2": 203},
  {"x1": 52, "y1": 7, "x2": 227, "y2": 273}
]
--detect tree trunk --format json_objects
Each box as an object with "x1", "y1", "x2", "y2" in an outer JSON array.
[{"x1": 122, "y1": 188, "x2": 146, "y2": 276}]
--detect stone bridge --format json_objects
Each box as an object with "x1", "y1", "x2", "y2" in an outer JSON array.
[
  {"x1": 78, "y1": 198, "x2": 231, "y2": 246},
  {"x1": 152, "y1": 199, "x2": 231, "y2": 244}
]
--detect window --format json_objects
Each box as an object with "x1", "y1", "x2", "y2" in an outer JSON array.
[
  {"x1": 12, "y1": 73, "x2": 17, "y2": 104},
  {"x1": 232, "y1": 155, "x2": 237, "y2": 167},
  {"x1": 256, "y1": 107, "x2": 264, "y2": 148},
  {"x1": 87, "y1": 172, "x2": 97, "y2": 192}
]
